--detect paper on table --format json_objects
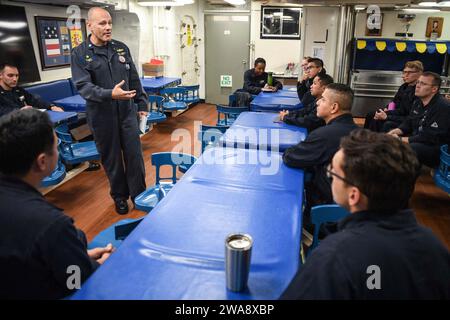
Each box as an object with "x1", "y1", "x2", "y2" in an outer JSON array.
[{"x1": 139, "y1": 115, "x2": 147, "y2": 134}]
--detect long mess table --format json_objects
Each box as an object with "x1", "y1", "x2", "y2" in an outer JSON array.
[
  {"x1": 220, "y1": 112, "x2": 306, "y2": 152},
  {"x1": 250, "y1": 90, "x2": 302, "y2": 112},
  {"x1": 47, "y1": 110, "x2": 77, "y2": 125},
  {"x1": 53, "y1": 77, "x2": 182, "y2": 112},
  {"x1": 54, "y1": 94, "x2": 86, "y2": 112},
  {"x1": 71, "y1": 147, "x2": 304, "y2": 300},
  {"x1": 258, "y1": 89, "x2": 298, "y2": 99},
  {"x1": 141, "y1": 77, "x2": 181, "y2": 94}
]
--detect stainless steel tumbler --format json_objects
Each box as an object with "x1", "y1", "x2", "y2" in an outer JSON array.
[{"x1": 225, "y1": 233, "x2": 253, "y2": 292}]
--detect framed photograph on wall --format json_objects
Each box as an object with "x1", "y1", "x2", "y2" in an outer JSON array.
[
  {"x1": 365, "y1": 13, "x2": 383, "y2": 36},
  {"x1": 260, "y1": 6, "x2": 301, "y2": 40},
  {"x1": 426, "y1": 17, "x2": 444, "y2": 38},
  {"x1": 35, "y1": 16, "x2": 87, "y2": 70}
]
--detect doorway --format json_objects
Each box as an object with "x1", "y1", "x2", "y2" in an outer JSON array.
[{"x1": 204, "y1": 13, "x2": 251, "y2": 105}]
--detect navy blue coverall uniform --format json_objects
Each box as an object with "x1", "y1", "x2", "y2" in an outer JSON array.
[
  {"x1": 281, "y1": 209, "x2": 450, "y2": 299},
  {"x1": 0, "y1": 86, "x2": 55, "y2": 117},
  {"x1": 297, "y1": 75, "x2": 317, "y2": 107},
  {"x1": 243, "y1": 68, "x2": 283, "y2": 95},
  {"x1": 0, "y1": 174, "x2": 98, "y2": 299},
  {"x1": 282, "y1": 98, "x2": 325, "y2": 133},
  {"x1": 398, "y1": 93, "x2": 450, "y2": 167},
  {"x1": 71, "y1": 37, "x2": 147, "y2": 201},
  {"x1": 364, "y1": 83, "x2": 417, "y2": 132}
]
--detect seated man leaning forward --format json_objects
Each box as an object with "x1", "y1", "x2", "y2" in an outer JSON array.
[
  {"x1": 0, "y1": 109, "x2": 113, "y2": 299},
  {"x1": 0, "y1": 62, "x2": 101, "y2": 171},
  {"x1": 388, "y1": 71, "x2": 450, "y2": 168},
  {"x1": 0, "y1": 62, "x2": 63, "y2": 117},
  {"x1": 281, "y1": 129, "x2": 450, "y2": 300},
  {"x1": 279, "y1": 73, "x2": 333, "y2": 133},
  {"x1": 243, "y1": 57, "x2": 283, "y2": 95},
  {"x1": 364, "y1": 60, "x2": 423, "y2": 133},
  {"x1": 283, "y1": 83, "x2": 358, "y2": 220}
]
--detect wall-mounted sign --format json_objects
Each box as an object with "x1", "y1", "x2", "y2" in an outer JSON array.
[{"x1": 220, "y1": 75, "x2": 232, "y2": 87}]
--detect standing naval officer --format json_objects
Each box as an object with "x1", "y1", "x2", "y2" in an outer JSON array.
[{"x1": 71, "y1": 7, "x2": 148, "y2": 214}]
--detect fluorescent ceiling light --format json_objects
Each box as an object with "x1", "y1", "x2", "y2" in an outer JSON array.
[
  {"x1": 419, "y1": 1, "x2": 450, "y2": 6},
  {"x1": 354, "y1": 5, "x2": 366, "y2": 11},
  {"x1": 403, "y1": 8, "x2": 440, "y2": 12},
  {"x1": 224, "y1": 0, "x2": 245, "y2": 6},
  {"x1": 138, "y1": 0, "x2": 183, "y2": 6},
  {"x1": 137, "y1": 0, "x2": 193, "y2": 5}
]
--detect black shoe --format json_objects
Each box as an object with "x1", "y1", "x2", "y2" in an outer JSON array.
[
  {"x1": 115, "y1": 199, "x2": 129, "y2": 215},
  {"x1": 86, "y1": 162, "x2": 101, "y2": 171}
]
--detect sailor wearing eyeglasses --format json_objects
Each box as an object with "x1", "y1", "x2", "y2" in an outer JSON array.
[
  {"x1": 364, "y1": 60, "x2": 423, "y2": 133},
  {"x1": 388, "y1": 72, "x2": 450, "y2": 168}
]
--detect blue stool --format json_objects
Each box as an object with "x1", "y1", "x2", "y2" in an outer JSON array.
[
  {"x1": 434, "y1": 145, "x2": 450, "y2": 195},
  {"x1": 198, "y1": 124, "x2": 228, "y2": 153},
  {"x1": 41, "y1": 160, "x2": 66, "y2": 187},
  {"x1": 216, "y1": 105, "x2": 248, "y2": 126},
  {"x1": 41, "y1": 140, "x2": 67, "y2": 187},
  {"x1": 134, "y1": 152, "x2": 197, "y2": 212},
  {"x1": 55, "y1": 124, "x2": 100, "y2": 165},
  {"x1": 179, "y1": 85, "x2": 200, "y2": 104},
  {"x1": 160, "y1": 87, "x2": 188, "y2": 112},
  {"x1": 309, "y1": 204, "x2": 350, "y2": 252},
  {"x1": 147, "y1": 95, "x2": 167, "y2": 124}
]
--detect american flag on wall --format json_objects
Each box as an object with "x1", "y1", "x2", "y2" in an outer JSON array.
[{"x1": 44, "y1": 26, "x2": 61, "y2": 57}]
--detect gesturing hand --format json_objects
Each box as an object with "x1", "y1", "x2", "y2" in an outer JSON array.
[
  {"x1": 279, "y1": 110, "x2": 289, "y2": 121},
  {"x1": 112, "y1": 80, "x2": 136, "y2": 100},
  {"x1": 374, "y1": 109, "x2": 387, "y2": 120}
]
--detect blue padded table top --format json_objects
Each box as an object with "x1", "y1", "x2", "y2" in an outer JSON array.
[
  {"x1": 54, "y1": 94, "x2": 86, "y2": 112},
  {"x1": 47, "y1": 110, "x2": 77, "y2": 125},
  {"x1": 259, "y1": 89, "x2": 298, "y2": 99},
  {"x1": 140, "y1": 77, "x2": 181, "y2": 90},
  {"x1": 220, "y1": 112, "x2": 307, "y2": 152},
  {"x1": 71, "y1": 147, "x2": 304, "y2": 300},
  {"x1": 250, "y1": 94, "x2": 302, "y2": 112}
]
